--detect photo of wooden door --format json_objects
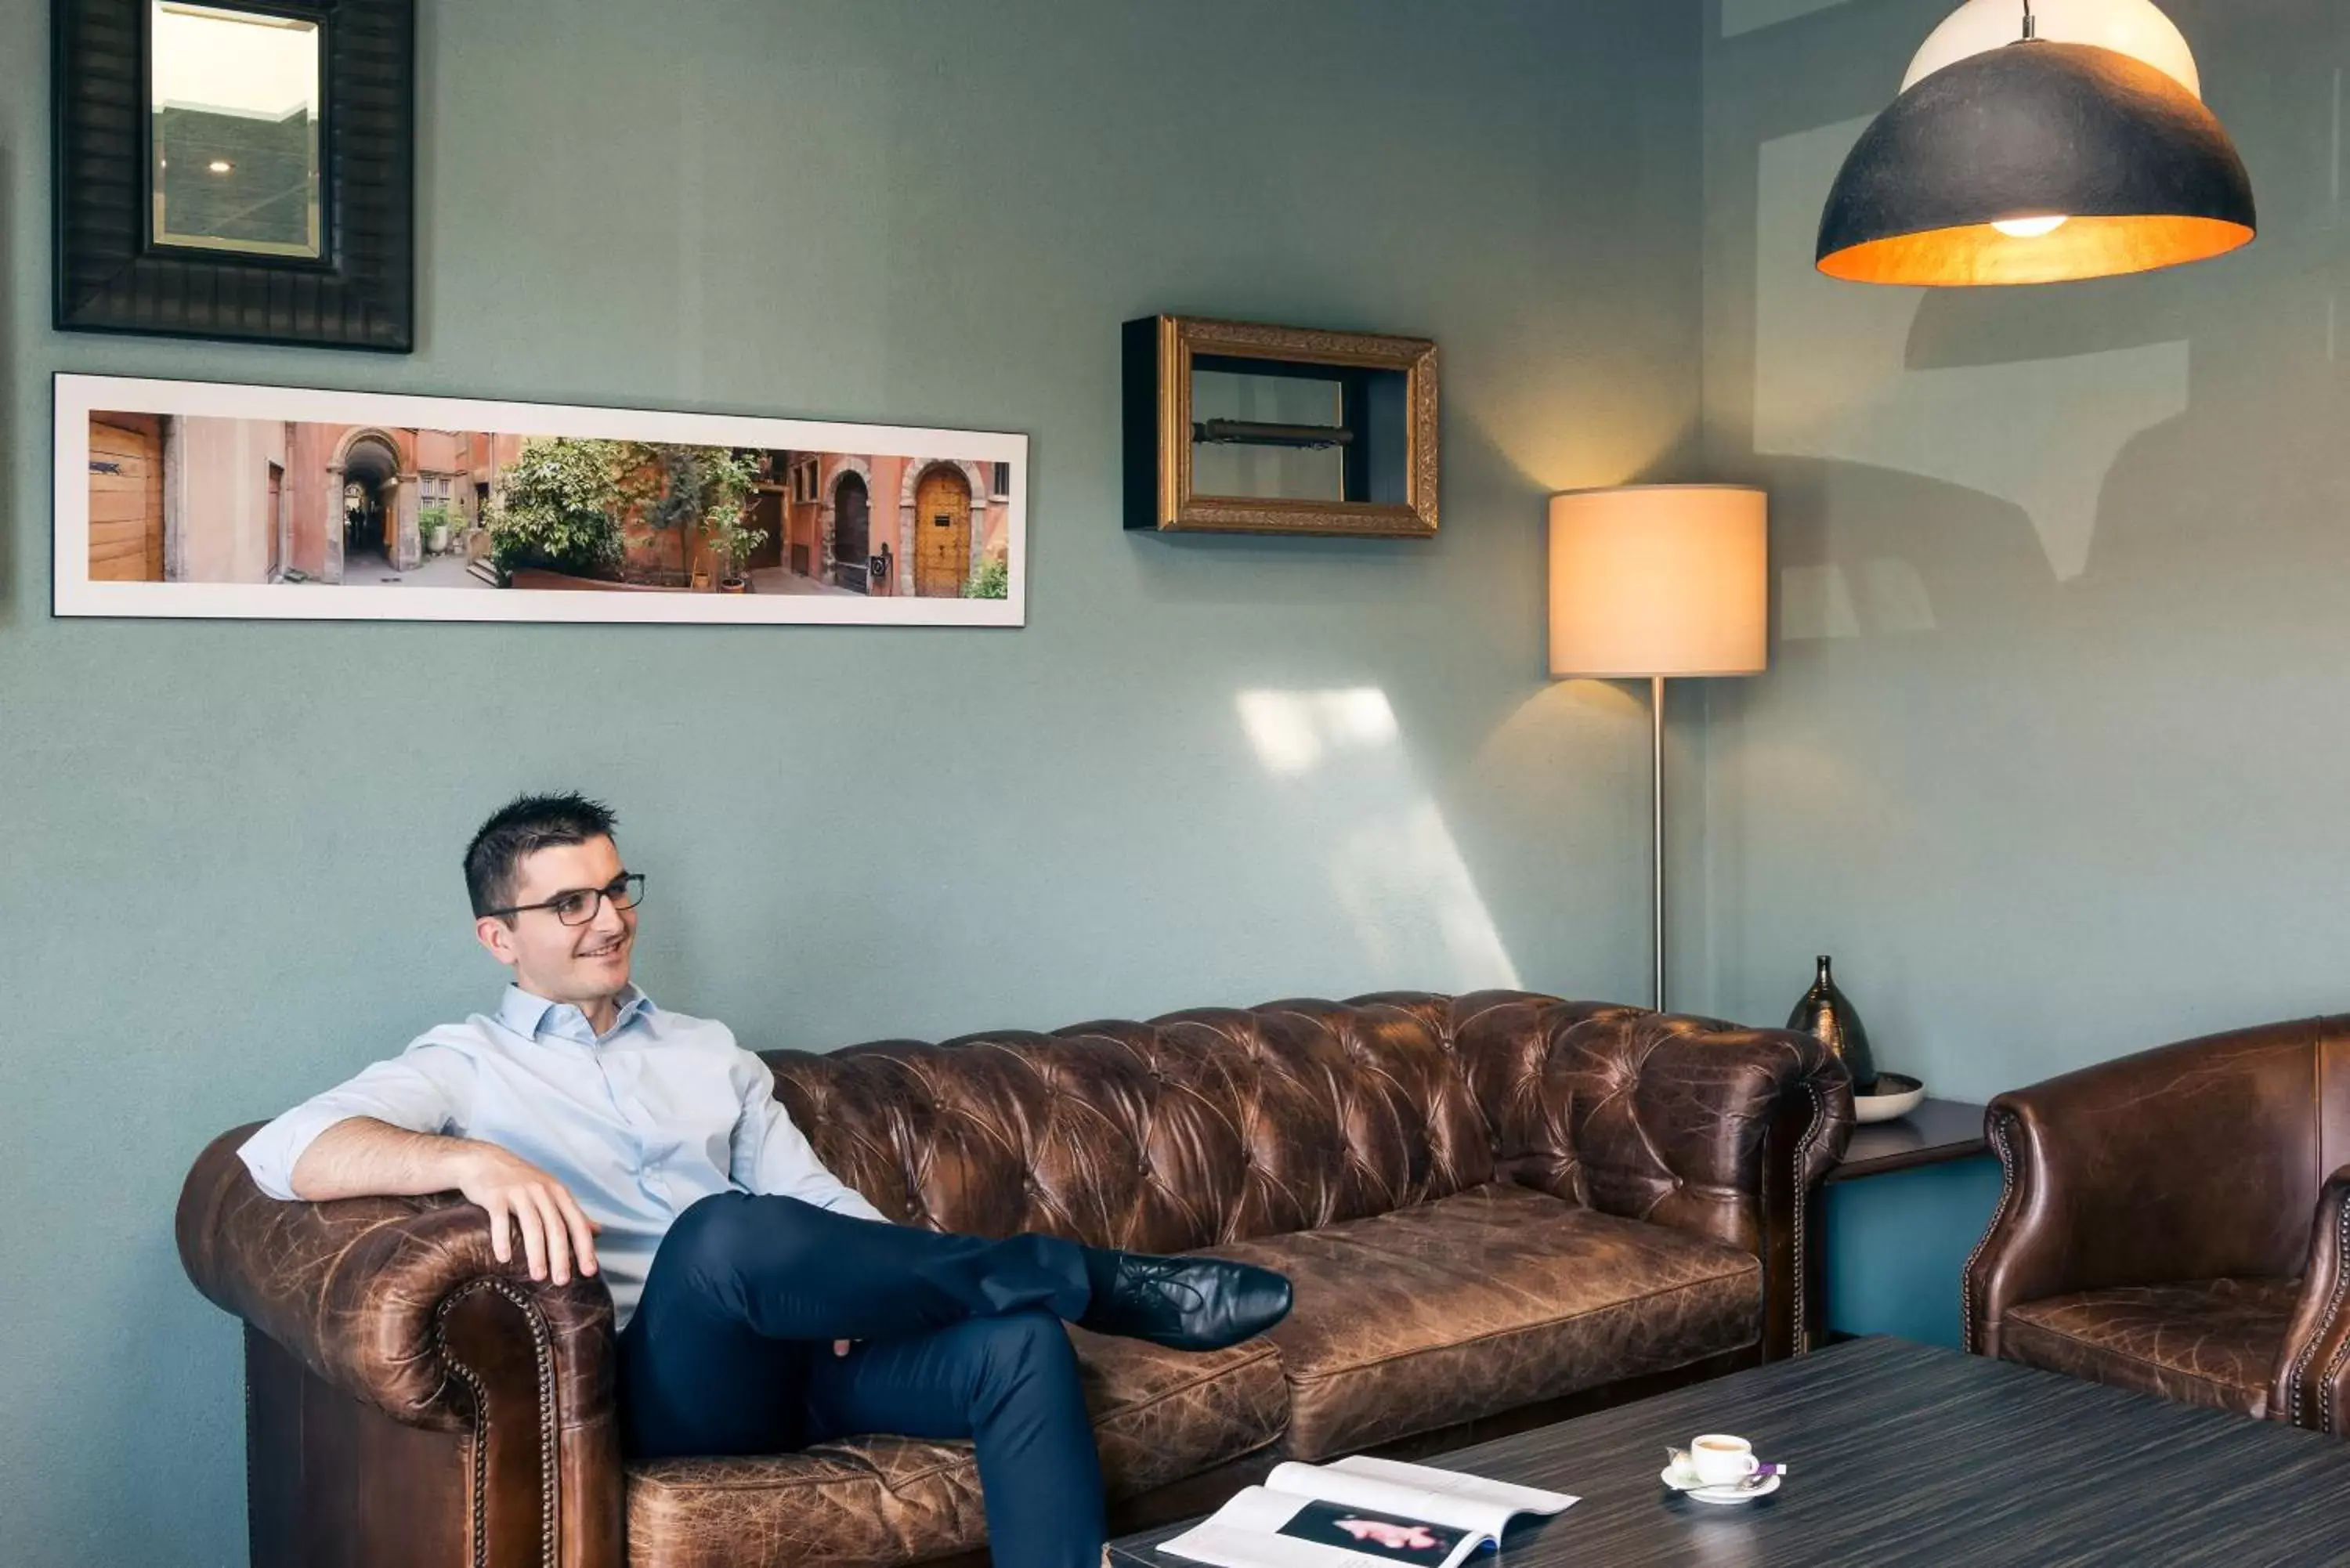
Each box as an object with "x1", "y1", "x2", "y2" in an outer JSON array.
[
  {"x1": 915, "y1": 466, "x2": 972, "y2": 598},
  {"x1": 266, "y1": 462, "x2": 284, "y2": 579},
  {"x1": 747, "y1": 490, "x2": 784, "y2": 571},
  {"x1": 833, "y1": 472, "x2": 870, "y2": 593},
  {"x1": 88, "y1": 415, "x2": 164, "y2": 581}
]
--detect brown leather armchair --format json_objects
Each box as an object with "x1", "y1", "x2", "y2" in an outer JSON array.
[{"x1": 1965, "y1": 1015, "x2": 2350, "y2": 1434}]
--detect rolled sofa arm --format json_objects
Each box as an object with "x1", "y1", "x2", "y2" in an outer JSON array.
[
  {"x1": 2279, "y1": 1166, "x2": 2350, "y2": 1434},
  {"x1": 178, "y1": 1124, "x2": 624, "y2": 1566},
  {"x1": 1963, "y1": 1021, "x2": 2327, "y2": 1360},
  {"x1": 1437, "y1": 992, "x2": 1853, "y2": 1360}
]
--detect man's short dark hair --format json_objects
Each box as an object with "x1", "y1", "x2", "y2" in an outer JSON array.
[{"x1": 465, "y1": 793, "x2": 618, "y2": 916}]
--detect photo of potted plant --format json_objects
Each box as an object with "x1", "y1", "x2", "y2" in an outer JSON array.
[
  {"x1": 703, "y1": 510, "x2": 769, "y2": 594},
  {"x1": 620, "y1": 445, "x2": 759, "y2": 591}
]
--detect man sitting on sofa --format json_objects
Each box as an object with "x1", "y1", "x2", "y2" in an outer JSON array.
[{"x1": 238, "y1": 792, "x2": 1292, "y2": 1568}]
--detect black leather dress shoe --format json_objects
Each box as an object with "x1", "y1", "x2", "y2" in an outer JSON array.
[{"x1": 1079, "y1": 1253, "x2": 1292, "y2": 1352}]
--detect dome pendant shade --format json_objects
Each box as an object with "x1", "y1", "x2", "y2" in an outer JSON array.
[{"x1": 1817, "y1": 41, "x2": 2255, "y2": 286}]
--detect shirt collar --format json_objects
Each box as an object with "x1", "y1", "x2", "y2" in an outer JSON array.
[{"x1": 498, "y1": 983, "x2": 655, "y2": 1045}]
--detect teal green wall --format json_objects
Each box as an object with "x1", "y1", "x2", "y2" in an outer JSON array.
[
  {"x1": 0, "y1": 3, "x2": 1707, "y2": 1562},
  {"x1": 1824, "y1": 1158, "x2": 2001, "y2": 1347},
  {"x1": 1699, "y1": 0, "x2": 2349, "y2": 1342}
]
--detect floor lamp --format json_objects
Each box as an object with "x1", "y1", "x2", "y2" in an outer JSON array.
[{"x1": 1548, "y1": 486, "x2": 1769, "y2": 1012}]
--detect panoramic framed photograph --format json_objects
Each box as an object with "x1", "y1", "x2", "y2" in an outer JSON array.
[{"x1": 54, "y1": 374, "x2": 1027, "y2": 626}]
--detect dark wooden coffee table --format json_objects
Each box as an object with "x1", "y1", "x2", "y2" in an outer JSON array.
[{"x1": 1108, "y1": 1338, "x2": 2350, "y2": 1566}]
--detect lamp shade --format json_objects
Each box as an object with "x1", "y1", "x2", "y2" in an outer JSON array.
[
  {"x1": 1903, "y1": 0, "x2": 2199, "y2": 97},
  {"x1": 1818, "y1": 40, "x2": 2255, "y2": 286},
  {"x1": 1548, "y1": 486, "x2": 1768, "y2": 680}
]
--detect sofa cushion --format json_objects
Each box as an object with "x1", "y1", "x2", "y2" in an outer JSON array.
[
  {"x1": 1206, "y1": 1182, "x2": 1762, "y2": 1459},
  {"x1": 624, "y1": 1328, "x2": 1285, "y2": 1568},
  {"x1": 2001, "y1": 1277, "x2": 2299, "y2": 1418}
]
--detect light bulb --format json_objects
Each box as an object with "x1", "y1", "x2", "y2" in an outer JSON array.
[
  {"x1": 1992, "y1": 214, "x2": 2071, "y2": 237},
  {"x1": 208, "y1": 159, "x2": 233, "y2": 174}
]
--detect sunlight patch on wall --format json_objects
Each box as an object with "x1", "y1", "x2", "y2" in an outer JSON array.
[
  {"x1": 1237, "y1": 688, "x2": 1400, "y2": 777},
  {"x1": 1236, "y1": 688, "x2": 1521, "y2": 991},
  {"x1": 1721, "y1": 0, "x2": 1858, "y2": 39},
  {"x1": 1755, "y1": 118, "x2": 2190, "y2": 581}
]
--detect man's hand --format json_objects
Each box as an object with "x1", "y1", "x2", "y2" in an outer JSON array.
[
  {"x1": 288, "y1": 1118, "x2": 602, "y2": 1288},
  {"x1": 454, "y1": 1143, "x2": 601, "y2": 1286}
]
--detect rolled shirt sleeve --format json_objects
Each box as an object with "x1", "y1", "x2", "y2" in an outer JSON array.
[
  {"x1": 237, "y1": 1041, "x2": 475, "y2": 1201},
  {"x1": 728, "y1": 1048, "x2": 887, "y2": 1223}
]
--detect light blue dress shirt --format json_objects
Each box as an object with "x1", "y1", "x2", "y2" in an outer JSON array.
[{"x1": 237, "y1": 985, "x2": 886, "y2": 1328}]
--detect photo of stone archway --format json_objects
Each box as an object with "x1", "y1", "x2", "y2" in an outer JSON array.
[
  {"x1": 61, "y1": 376, "x2": 1026, "y2": 627},
  {"x1": 85, "y1": 414, "x2": 523, "y2": 588},
  {"x1": 332, "y1": 428, "x2": 414, "y2": 580}
]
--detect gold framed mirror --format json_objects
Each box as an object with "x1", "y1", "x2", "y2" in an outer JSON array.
[{"x1": 1123, "y1": 316, "x2": 1440, "y2": 537}]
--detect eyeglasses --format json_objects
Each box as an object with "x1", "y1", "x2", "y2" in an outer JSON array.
[{"x1": 483, "y1": 873, "x2": 646, "y2": 926}]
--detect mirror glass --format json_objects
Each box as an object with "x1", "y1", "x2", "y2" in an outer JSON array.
[
  {"x1": 150, "y1": 2, "x2": 323, "y2": 258},
  {"x1": 1190, "y1": 368, "x2": 1347, "y2": 502}
]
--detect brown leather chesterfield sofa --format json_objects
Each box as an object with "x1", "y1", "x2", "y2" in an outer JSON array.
[
  {"x1": 179, "y1": 991, "x2": 1851, "y2": 1568},
  {"x1": 1965, "y1": 1014, "x2": 2350, "y2": 1435}
]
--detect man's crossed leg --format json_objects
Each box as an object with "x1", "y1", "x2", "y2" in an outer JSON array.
[{"x1": 620, "y1": 1193, "x2": 1290, "y2": 1567}]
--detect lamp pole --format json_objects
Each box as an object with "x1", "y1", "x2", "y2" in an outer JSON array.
[{"x1": 1651, "y1": 675, "x2": 1666, "y2": 1013}]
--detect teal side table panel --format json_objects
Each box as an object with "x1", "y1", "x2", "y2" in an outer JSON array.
[{"x1": 1825, "y1": 1155, "x2": 2005, "y2": 1348}]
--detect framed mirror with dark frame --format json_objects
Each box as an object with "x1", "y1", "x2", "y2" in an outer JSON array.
[{"x1": 53, "y1": 0, "x2": 415, "y2": 352}]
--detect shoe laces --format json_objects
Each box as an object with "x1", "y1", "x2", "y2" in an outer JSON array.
[{"x1": 1129, "y1": 1257, "x2": 1209, "y2": 1311}]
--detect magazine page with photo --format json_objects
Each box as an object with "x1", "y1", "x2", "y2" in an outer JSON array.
[
  {"x1": 1155, "y1": 1454, "x2": 1576, "y2": 1568},
  {"x1": 1278, "y1": 1502, "x2": 1469, "y2": 1560}
]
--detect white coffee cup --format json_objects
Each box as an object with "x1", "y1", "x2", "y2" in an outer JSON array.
[{"x1": 1690, "y1": 1434, "x2": 1758, "y2": 1487}]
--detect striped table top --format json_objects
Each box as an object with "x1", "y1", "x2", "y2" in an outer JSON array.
[{"x1": 1109, "y1": 1336, "x2": 2350, "y2": 1566}]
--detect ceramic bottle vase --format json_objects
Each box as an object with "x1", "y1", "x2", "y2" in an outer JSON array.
[{"x1": 1787, "y1": 955, "x2": 1878, "y2": 1093}]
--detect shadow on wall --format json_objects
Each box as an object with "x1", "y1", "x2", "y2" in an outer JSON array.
[
  {"x1": 0, "y1": 138, "x2": 16, "y2": 627},
  {"x1": 1719, "y1": 0, "x2": 1865, "y2": 38},
  {"x1": 1754, "y1": 114, "x2": 2190, "y2": 583},
  {"x1": 1716, "y1": 0, "x2": 2349, "y2": 602},
  {"x1": 1696, "y1": 0, "x2": 2350, "y2": 1093}
]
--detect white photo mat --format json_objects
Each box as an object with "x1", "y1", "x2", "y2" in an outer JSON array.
[{"x1": 53, "y1": 373, "x2": 1029, "y2": 627}]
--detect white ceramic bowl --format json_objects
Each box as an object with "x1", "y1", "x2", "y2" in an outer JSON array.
[{"x1": 1853, "y1": 1071, "x2": 1926, "y2": 1125}]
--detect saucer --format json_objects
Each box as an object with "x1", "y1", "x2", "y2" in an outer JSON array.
[{"x1": 1661, "y1": 1464, "x2": 1782, "y2": 1505}]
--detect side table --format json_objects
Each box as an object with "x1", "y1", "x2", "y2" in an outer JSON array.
[
  {"x1": 1807, "y1": 1097, "x2": 1988, "y2": 1349},
  {"x1": 1831, "y1": 1097, "x2": 1987, "y2": 1182}
]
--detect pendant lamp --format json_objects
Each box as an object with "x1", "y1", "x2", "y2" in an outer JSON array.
[{"x1": 1817, "y1": 0, "x2": 2255, "y2": 286}]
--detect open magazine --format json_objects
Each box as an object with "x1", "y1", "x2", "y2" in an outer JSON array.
[{"x1": 1155, "y1": 1454, "x2": 1577, "y2": 1568}]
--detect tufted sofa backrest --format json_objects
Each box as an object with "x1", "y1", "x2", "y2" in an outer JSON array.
[
  {"x1": 761, "y1": 990, "x2": 1849, "y2": 1256},
  {"x1": 761, "y1": 995, "x2": 1495, "y2": 1252}
]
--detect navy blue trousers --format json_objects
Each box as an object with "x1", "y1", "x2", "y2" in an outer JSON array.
[{"x1": 619, "y1": 1193, "x2": 1106, "y2": 1567}]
